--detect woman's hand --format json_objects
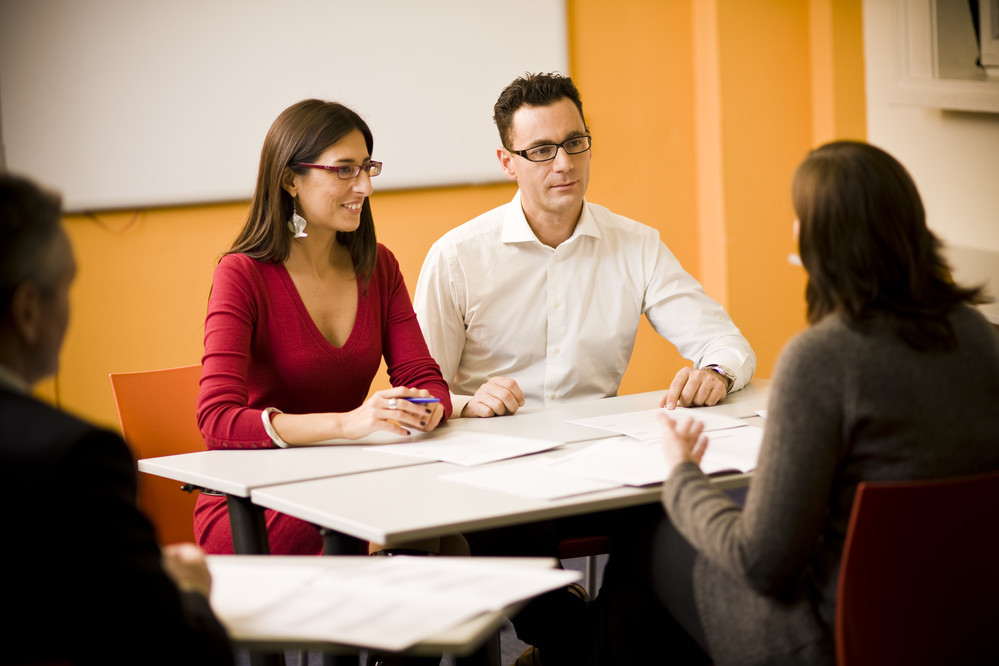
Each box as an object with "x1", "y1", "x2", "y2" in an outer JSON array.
[
  {"x1": 412, "y1": 399, "x2": 445, "y2": 432},
  {"x1": 340, "y1": 387, "x2": 442, "y2": 439},
  {"x1": 660, "y1": 413, "x2": 709, "y2": 478}
]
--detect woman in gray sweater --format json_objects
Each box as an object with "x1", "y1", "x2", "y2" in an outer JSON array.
[{"x1": 594, "y1": 141, "x2": 999, "y2": 665}]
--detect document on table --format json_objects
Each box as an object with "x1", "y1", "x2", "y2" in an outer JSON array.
[
  {"x1": 365, "y1": 431, "x2": 564, "y2": 466},
  {"x1": 566, "y1": 406, "x2": 747, "y2": 441},
  {"x1": 209, "y1": 556, "x2": 580, "y2": 651},
  {"x1": 441, "y1": 456, "x2": 622, "y2": 499},
  {"x1": 442, "y1": 427, "x2": 764, "y2": 497},
  {"x1": 536, "y1": 427, "x2": 763, "y2": 486}
]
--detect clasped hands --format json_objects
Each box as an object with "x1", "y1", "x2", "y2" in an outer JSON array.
[{"x1": 461, "y1": 376, "x2": 525, "y2": 417}]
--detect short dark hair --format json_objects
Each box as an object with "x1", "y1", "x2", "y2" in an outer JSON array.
[
  {"x1": 0, "y1": 173, "x2": 64, "y2": 316},
  {"x1": 493, "y1": 72, "x2": 586, "y2": 149},
  {"x1": 792, "y1": 140, "x2": 986, "y2": 350},
  {"x1": 228, "y1": 99, "x2": 377, "y2": 280}
]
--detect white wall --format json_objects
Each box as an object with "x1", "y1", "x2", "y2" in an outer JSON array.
[
  {"x1": 0, "y1": 0, "x2": 567, "y2": 212},
  {"x1": 863, "y1": 0, "x2": 999, "y2": 252}
]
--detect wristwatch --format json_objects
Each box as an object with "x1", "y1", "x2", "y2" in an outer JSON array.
[{"x1": 702, "y1": 364, "x2": 736, "y2": 394}]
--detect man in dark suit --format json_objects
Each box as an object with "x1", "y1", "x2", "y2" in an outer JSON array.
[{"x1": 0, "y1": 173, "x2": 234, "y2": 665}]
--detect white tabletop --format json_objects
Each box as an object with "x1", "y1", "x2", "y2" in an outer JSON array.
[
  {"x1": 250, "y1": 384, "x2": 769, "y2": 546},
  {"x1": 440, "y1": 380, "x2": 768, "y2": 440},
  {"x1": 137, "y1": 446, "x2": 431, "y2": 497},
  {"x1": 137, "y1": 382, "x2": 769, "y2": 497}
]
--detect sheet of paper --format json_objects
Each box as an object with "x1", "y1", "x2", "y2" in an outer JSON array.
[
  {"x1": 537, "y1": 427, "x2": 764, "y2": 486},
  {"x1": 566, "y1": 406, "x2": 747, "y2": 441},
  {"x1": 366, "y1": 431, "x2": 564, "y2": 466},
  {"x1": 697, "y1": 425, "x2": 764, "y2": 474},
  {"x1": 440, "y1": 457, "x2": 621, "y2": 499},
  {"x1": 209, "y1": 557, "x2": 579, "y2": 651},
  {"x1": 538, "y1": 437, "x2": 671, "y2": 486}
]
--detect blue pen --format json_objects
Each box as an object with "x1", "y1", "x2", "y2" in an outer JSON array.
[{"x1": 404, "y1": 397, "x2": 441, "y2": 404}]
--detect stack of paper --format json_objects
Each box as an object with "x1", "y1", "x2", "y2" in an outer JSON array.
[{"x1": 209, "y1": 556, "x2": 579, "y2": 651}]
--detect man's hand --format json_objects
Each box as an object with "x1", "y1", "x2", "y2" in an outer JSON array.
[
  {"x1": 461, "y1": 376, "x2": 525, "y2": 417},
  {"x1": 162, "y1": 543, "x2": 213, "y2": 598},
  {"x1": 660, "y1": 367, "x2": 727, "y2": 410}
]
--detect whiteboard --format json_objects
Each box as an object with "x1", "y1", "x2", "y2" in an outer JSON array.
[{"x1": 0, "y1": 0, "x2": 567, "y2": 212}]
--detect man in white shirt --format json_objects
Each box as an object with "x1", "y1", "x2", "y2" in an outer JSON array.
[
  {"x1": 414, "y1": 72, "x2": 757, "y2": 665},
  {"x1": 414, "y1": 72, "x2": 755, "y2": 419}
]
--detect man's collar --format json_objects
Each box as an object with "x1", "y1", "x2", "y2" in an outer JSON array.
[
  {"x1": 500, "y1": 190, "x2": 601, "y2": 245},
  {"x1": 0, "y1": 363, "x2": 30, "y2": 394}
]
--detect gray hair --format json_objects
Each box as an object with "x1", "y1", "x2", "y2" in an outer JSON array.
[{"x1": 0, "y1": 173, "x2": 65, "y2": 315}]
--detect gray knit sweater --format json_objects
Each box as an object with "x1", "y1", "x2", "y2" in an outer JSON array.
[{"x1": 662, "y1": 305, "x2": 999, "y2": 666}]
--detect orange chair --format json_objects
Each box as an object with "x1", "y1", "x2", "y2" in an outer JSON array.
[
  {"x1": 836, "y1": 469, "x2": 999, "y2": 666},
  {"x1": 109, "y1": 365, "x2": 204, "y2": 545}
]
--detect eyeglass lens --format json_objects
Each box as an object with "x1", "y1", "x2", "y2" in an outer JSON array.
[
  {"x1": 336, "y1": 162, "x2": 382, "y2": 179},
  {"x1": 522, "y1": 136, "x2": 591, "y2": 162}
]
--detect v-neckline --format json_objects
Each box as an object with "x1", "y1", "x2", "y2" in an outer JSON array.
[{"x1": 276, "y1": 262, "x2": 362, "y2": 353}]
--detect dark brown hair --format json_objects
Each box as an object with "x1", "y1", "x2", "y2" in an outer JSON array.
[
  {"x1": 493, "y1": 72, "x2": 586, "y2": 149},
  {"x1": 228, "y1": 99, "x2": 377, "y2": 279},
  {"x1": 793, "y1": 140, "x2": 986, "y2": 350}
]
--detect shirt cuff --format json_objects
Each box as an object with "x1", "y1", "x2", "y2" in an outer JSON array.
[{"x1": 449, "y1": 393, "x2": 473, "y2": 418}]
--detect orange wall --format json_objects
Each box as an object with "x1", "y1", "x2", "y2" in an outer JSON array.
[{"x1": 50, "y1": 0, "x2": 866, "y2": 433}]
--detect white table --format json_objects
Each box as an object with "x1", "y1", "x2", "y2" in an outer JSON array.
[
  {"x1": 138, "y1": 446, "x2": 433, "y2": 554},
  {"x1": 137, "y1": 446, "x2": 432, "y2": 498},
  {"x1": 138, "y1": 383, "x2": 768, "y2": 553},
  {"x1": 250, "y1": 384, "x2": 769, "y2": 549}
]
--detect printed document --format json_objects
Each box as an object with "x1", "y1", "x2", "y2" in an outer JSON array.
[{"x1": 209, "y1": 556, "x2": 579, "y2": 651}]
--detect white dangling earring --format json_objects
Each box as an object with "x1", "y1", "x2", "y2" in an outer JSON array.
[{"x1": 288, "y1": 198, "x2": 308, "y2": 238}]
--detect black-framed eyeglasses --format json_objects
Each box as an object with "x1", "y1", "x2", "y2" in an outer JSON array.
[
  {"x1": 508, "y1": 135, "x2": 591, "y2": 162},
  {"x1": 292, "y1": 160, "x2": 383, "y2": 179}
]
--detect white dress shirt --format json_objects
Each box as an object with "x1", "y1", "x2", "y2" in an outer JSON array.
[{"x1": 414, "y1": 191, "x2": 756, "y2": 412}]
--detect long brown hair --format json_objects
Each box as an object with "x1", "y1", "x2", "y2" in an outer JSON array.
[
  {"x1": 793, "y1": 141, "x2": 986, "y2": 350},
  {"x1": 227, "y1": 99, "x2": 377, "y2": 279}
]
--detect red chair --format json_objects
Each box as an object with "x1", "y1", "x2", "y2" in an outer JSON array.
[
  {"x1": 109, "y1": 365, "x2": 204, "y2": 545},
  {"x1": 836, "y1": 469, "x2": 999, "y2": 665}
]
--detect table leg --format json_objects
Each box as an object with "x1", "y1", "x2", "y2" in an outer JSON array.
[
  {"x1": 225, "y1": 497, "x2": 285, "y2": 663},
  {"x1": 320, "y1": 528, "x2": 367, "y2": 556},
  {"x1": 226, "y1": 494, "x2": 272, "y2": 555}
]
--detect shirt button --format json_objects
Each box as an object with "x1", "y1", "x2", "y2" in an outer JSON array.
[{"x1": 553, "y1": 348, "x2": 560, "y2": 356}]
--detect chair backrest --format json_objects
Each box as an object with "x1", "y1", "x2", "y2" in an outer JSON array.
[
  {"x1": 109, "y1": 365, "x2": 204, "y2": 545},
  {"x1": 836, "y1": 469, "x2": 999, "y2": 666}
]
